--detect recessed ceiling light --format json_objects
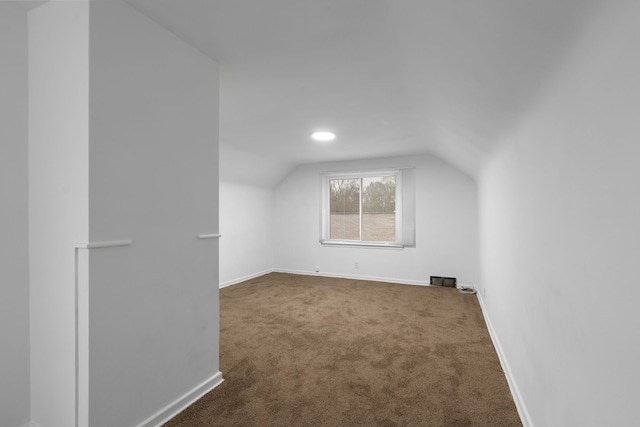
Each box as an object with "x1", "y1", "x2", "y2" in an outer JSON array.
[{"x1": 311, "y1": 131, "x2": 336, "y2": 142}]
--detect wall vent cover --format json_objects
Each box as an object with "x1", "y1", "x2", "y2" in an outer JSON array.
[{"x1": 430, "y1": 276, "x2": 457, "y2": 288}]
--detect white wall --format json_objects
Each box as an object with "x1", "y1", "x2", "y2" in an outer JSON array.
[
  {"x1": 28, "y1": 2, "x2": 220, "y2": 426},
  {"x1": 219, "y1": 144, "x2": 294, "y2": 188},
  {"x1": 273, "y1": 155, "x2": 479, "y2": 285},
  {"x1": 29, "y1": 3, "x2": 90, "y2": 426},
  {"x1": 87, "y1": 2, "x2": 220, "y2": 426},
  {"x1": 219, "y1": 181, "x2": 273, "y2": 286},
  {"x1": 478, "y1": 2, "x2": 640, "y2": 426},
  {"x1": 0, "y1": 5, "x2": 30, "y2": 427}
]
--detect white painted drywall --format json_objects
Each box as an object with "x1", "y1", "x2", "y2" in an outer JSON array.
[
  {"x1": 219, "y1": 143, "x2": 295, "y2": 188},
  {"x1": 0, "y1": 5, "x2": 30, "y2": 427},
  {"x1": 478, "y1": 2, "x2": 640, "y2": 426},
  {"x1": 28, "y1": 2, "x2": 90, "y2": 426},
  {"x1": 87, "y1": 2, "x2": 220, "y2": 426},
  {"x1": 219, "y1": 181, "x2": 274, "y2": 286},
  {"x1": 273, "y1": 155, "x2": 479, "y2": 285}
]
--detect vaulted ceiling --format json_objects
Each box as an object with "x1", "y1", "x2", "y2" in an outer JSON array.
[{"x1": 26, "y1": 0, "x2": 605, "y2": 185}]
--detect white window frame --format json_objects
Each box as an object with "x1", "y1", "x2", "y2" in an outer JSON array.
[{"x1": 320, "y1": 169, "x2": 404, "y2": 248}]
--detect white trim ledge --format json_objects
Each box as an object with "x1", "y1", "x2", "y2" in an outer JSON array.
[
  {"x1": 220, "y1": 269, "x2": 274, "y2": 289},
  {"x1": 476, "y1": 291, "x2": 533, "y2": 427},
  {"x1": 197, "y1": 233, "x2": 222, "y2": 239},
  {"x1": 75, "y1": 240, "x2": 133, "y2": 249},
  {"x1": 319, "y1": 240, "x2": 403, "y2": 249},
  {"x1": 135, "y1": 371, "x2": 224, "y2": 427}
]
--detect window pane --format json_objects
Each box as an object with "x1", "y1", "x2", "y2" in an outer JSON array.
[
  {"x1": 330, "y1": 178, "x2": 360, "y2": 240},
  {"x1": 362, "y1": 176, "x2": 395, "y2": 242}
]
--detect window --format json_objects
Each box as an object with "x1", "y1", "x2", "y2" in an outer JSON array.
[{"x1": 320, "y1": 168, "x2": 415, "y2": 248}]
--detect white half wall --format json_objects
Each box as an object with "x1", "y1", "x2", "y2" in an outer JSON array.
[
  {"x1": 0, "y1": 5, "x2": 30, "y2": 427},
  {"x1": 273, "y1": 155, "x2": 479, "y2": 285},
  {"x1": 219, "y1": 181, "x2": 274, "y2": 287},
  {"x1": 87, "y1": 2, "x2": 220, "y2": 426},
  {"x1": 478, "y1": 2, "x2": 640, "y2": 426}
]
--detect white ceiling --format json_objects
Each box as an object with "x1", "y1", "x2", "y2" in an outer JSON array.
[{"x1": 29, "y1": 0, "x2": 605, "y2": 185}]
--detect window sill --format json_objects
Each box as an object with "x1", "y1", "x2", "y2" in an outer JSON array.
[{"x1": 319, "y1": 240, "x2": 404, "y2": 249}]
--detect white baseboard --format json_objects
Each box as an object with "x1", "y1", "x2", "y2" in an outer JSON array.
[
  {"x1": 273, "y1": 268, "x2": 430, "y2": 287},
  {"x1": 476, "y1": 292, "x2": 533, "y2": 427},
  {"x1": 221, "y1": 268, "x2": 431, "y2": 288},
  {"x1": 219, "y1": 269, "x2": 274, "y2": 288},
  {"x1": 134, "y1": 371, "x2": 223, "y2": 427}
]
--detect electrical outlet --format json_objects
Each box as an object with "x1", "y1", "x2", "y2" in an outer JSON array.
[
  {"x1": 354, "y1": 262, "x2": 359, "y2": 269},
  {"x1": 315, "y1": 266, "x2": 320, "y2": 273}
]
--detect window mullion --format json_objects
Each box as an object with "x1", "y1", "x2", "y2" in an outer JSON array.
[{"x1": 359, "y1": 177, "x2": 363, "y2": 241}]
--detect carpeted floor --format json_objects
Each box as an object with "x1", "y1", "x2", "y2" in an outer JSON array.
[{"x1": 164, "y1": 273, "x2": 521, "y2": 426}]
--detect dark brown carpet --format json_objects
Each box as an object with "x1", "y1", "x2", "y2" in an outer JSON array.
[{"x1": 164, "y1": 273, "x2": 521, "y2": 427}]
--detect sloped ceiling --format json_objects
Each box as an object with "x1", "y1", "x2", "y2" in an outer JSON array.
[{"x1": 121, "y1": 0, "x2": 601, "y2": 185}]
